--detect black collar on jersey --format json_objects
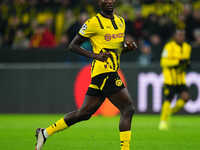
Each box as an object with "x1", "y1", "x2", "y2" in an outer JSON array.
[
  {"x1": 100, "y1": 12, "x2": 114, "y2": 19},
  {"x1": 97, "y1": 12, "x2": 118, "y2": 30},
  {"x1": 175, "y1": 41, "x2": 183, "y2": 47}
]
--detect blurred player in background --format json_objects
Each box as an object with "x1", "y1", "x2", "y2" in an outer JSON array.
[
  {"x1": 159, "y1": 29, "x2": 191, "y2": 130},
  {"x1": 35, "y1": 0, "x2": 137, "y2": 150}
]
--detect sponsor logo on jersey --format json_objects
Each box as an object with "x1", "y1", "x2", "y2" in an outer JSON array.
[{"x1": 104, "y1": 33, "x2": 124, "y2": 41}]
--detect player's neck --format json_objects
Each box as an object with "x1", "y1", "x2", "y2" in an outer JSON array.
[
  {"x1": 175, "y1": 40, "x2": 183, "y2": 46},
  {"x1": 100, "y1": 11, "x2": 114, "y2": 19}
]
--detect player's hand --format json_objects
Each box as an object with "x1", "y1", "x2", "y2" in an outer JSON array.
[
  {"x1": 94, "y1": 52, "x2": 111, "y2": 62},
  {"x1": 124, "y1": 41, "x2": 137, "y2": 51},
  {"x1": 179, "y1": 59, "x2": 191, "y2": 71}
]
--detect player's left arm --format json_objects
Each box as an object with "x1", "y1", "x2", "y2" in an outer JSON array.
[
  {"x1": 180, "y1": 43, "x2": 192, "y2": 71},
  {"x1": 120, "y1": 17, "x2": 137, "y2": 54}
]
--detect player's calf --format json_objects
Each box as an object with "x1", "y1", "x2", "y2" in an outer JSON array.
[
  {"x1": 121, "y1": 104, "x2": 135, "y2": 118},
  {"x1": 119, "y1": 105, "x2": 134, "y2": 150},
  {"x1": 171, "y1": 91, "x2": 190, "y2": 114}
]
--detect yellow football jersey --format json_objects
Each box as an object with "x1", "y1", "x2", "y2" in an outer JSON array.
[
  {"x1": 79, "y1": 13, "x2": 125, "y2": 77},
  {"x1": 161, "y1": 41, "x2": 191, "y2": 85}
]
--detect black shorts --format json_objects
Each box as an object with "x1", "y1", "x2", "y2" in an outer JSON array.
[
  {"x1": 163, "y1": 84, "x2": 189, "y2": 100},
  {"x1": 86, "y1": 72, "x2": 125, "y2": 97}
]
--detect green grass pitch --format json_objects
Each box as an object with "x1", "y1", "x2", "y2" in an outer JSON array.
[{"x1": 0, "y1": 114, "x2": 199, "y2": 150}]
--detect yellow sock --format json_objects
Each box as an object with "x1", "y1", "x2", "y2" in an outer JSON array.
[
  {"x1": 160, "y1": 101, "x2": 171, "y2": 122},
  {"x1": 171, "y1": 99, "x2": 185, "y2": 114},
  {"x1": 120, "y1": 130, "x2": 131, "y2": 150},
  {"x1": 46, "y1": 118, "x2": 68, "y2": 136}
]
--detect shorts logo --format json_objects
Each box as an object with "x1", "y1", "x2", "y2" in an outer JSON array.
[
  {"x1": 164, "y1": 88, "x2": 170, "y2": 96},
  {"x1": 115, "y1": 79, "x2": 122, "y2": 87}
]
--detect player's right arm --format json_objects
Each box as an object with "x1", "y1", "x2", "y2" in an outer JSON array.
[
  {"x1": 160, "y1": 43, "x2": 179, "y2": 68},
  {"x1": 68, "y1": 18, "x2": 110, "y2": 62}
]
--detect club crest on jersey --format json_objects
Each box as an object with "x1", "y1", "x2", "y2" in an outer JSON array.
[{"x1": 104, "y1": 33, "x2": 124, "y2": 41}]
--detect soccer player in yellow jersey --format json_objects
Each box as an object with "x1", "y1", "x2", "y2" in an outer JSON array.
[
  {"x1": 159, "y1": 29, "x2": 191, "y2": 130},
  {"x1": 35, "y1": 0, "x2": 137, "y2": 149}
]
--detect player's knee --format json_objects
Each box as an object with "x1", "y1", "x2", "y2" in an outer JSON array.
[
  {"x1": 180, "y1": 92, "x2": 190, "y2": 101},
  {"x1": 129, "y1": 105, "x2": 135, "y2": 116},
  {"x1": 78, "y1": 110, "x2": 92, "y2": 121},
  {"x1": 122, "y1": 104, "x2": 135, "y2": 117}
]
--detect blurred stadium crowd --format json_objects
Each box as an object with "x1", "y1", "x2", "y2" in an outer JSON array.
[{"x1": 0, "y1": 0, "x2": 200, "y2": 65}]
